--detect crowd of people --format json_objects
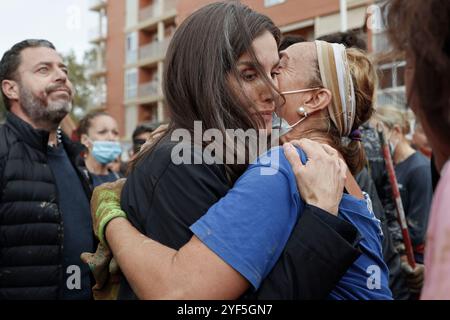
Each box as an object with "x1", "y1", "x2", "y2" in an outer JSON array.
[{"x1": 0, "y1": 0, "x2": 448, "y2": 300}]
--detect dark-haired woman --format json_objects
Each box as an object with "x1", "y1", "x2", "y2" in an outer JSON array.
[
  {"x1": 78, "y1": 111, "x2": 122, "y2": 187},
  {"x1": 85, "y1": 2, "x2": 379, "y2": 300}
]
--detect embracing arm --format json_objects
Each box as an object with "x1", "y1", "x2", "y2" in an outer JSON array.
[
  {"x1": 251, "y1": 140, "x2": 361, "y2": 299},
  {"x1": 106, "y1": 218, "x2": 248, "y2": 300},
  {"x1": 250, "y1": 203, "x2": 361, "y2": 299}
]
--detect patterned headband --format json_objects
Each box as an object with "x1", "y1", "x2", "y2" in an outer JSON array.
[{"x1": 315, "y1": 40, "x2": 356, "y2": 137}]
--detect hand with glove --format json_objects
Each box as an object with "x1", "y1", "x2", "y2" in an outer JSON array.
[
  {"x1": 90, "y1": 178, "x2": 128, "y2": 244},
  {"x1": 81, "y1": 178, "x2": 128, "y2": 299},
  {"x1": 81, "y1": 243, "x2": 121, "y2": 300},
  {"x1": 400, "y1": 258, "x2": 425, "y2": 296}
]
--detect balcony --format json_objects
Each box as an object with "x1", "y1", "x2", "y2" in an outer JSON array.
[
  {"x1": 125, "y1": 80, "x2": 163, "y2": 105},
  {"x1": 136, "y1": 0, "x2": 177, "y2": 30},
  {"x1": 140, "y1": 38, "x2": 171, "y2": 62},
  {"x1": 89, "y1": 0, "x2": 107, "y2": 11},
  {"x1": 89, "y1": 27, "x2": 107, "y2": 44},
  {"x1": 126, "y1": 38, "x2": 171, "y2": 67},
  {"x1": 139, "y1": 3, "x2": 161, "y2": 22},
  {"x1": 89, "y1": 89, "x2": 107, "y2": 110},
  {"x1": 88, "y1": 60, "x2": 107, "y2": 78},
  {"x1": 139, "y1": 80, "x2": 160, "y2": 98}
]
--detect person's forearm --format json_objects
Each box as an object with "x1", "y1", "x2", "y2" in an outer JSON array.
[
  {"x1": 106, "y1": 218, "x2": 247, "y2": 299},
  {"x1": 106, "y1": 218, "x2": 182, "y2": 299}
]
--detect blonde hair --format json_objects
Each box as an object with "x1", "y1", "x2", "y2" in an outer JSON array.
[
  {"x1": 375, "y1": 105, "x2": 411, "y2": 135},
  {"x1": 328, "y1": 48, "x2": 377, "y2": 174}
]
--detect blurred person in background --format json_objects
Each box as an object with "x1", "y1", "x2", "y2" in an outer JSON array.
[
  {"x1": 376, "y1": 105, "x2": 432, "y2": 265},
  {"x1": 78, "y1": 111, "x2": 122, "y2": 187},
  {"x1": 129, "y1": 123, "x2": 162, "y2": 159}
]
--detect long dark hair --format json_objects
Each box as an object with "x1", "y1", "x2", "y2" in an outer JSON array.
[{"x1": 130, "y1": 1, "x2": 281, "y2": 182}]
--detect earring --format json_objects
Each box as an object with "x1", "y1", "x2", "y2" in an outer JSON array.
[{"x1": 297, "y1": 106, "x2": 308, "y2": 118}]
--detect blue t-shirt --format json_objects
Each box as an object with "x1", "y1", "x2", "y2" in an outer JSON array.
[
  {"x1": 47, "y1": 144, "x2": 94, "y2": 300},
  {"x1": 190, "y1": 146, "x2": 392, "y2": 300}
]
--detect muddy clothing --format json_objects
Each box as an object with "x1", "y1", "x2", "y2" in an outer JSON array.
[{"x1": 0, "y1": 112, "x2": 93, "y2": 300}]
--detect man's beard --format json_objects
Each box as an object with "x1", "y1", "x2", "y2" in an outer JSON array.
[{"x1": 19, "y1": 84, "x2": 72, "y2": 131}]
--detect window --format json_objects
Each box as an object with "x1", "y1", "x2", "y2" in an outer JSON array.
[
  {"x1": 379, "y1": 61, "x2": 406, "y2": 89},
  {"x1": 377, "y1": 61, "x2": 406, "y2": 106},
  {"x1": 126, "y1": 32, "x2": 138, "y2": 64},
  {"x1": 125, "y1": 69, "x2": 138, "y2": 100},
  {"x1": 264, "y1": 0, "x2": 285, "y2": 8},
  {"x1": 126, "y1": 32, "x2": 138, "y2": 52}
]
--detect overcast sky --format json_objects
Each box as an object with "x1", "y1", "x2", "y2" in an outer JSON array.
[{"x1": 0, "y1": 0, "x2": 97, "y2": 62}]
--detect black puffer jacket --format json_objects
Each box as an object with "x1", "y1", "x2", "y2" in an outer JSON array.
[{"x1": 0, "y1": 112, "x2": 92, "y2": 300}]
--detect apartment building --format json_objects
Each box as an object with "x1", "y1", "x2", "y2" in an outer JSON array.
[
  {"x1": 178, "y1": 0, "x2": 370, "y2": 39},
  {"x1": 88, "y1": 0, "x2": 126, "y2": 136},
  {"x1": 89, "y1": 0, "x2": 175, "y2": 139},
  {"x1": 123, "y1": 0, "x2": 177, "y2": 139}
]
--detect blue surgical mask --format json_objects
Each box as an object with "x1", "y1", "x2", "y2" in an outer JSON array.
[{"x1": 91, "y1": 141, "x2": 122, "y2": 164}]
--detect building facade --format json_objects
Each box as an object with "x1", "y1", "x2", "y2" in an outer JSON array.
[
  {"x1": 178, "y1": 0, "x2": 371, "y2": 39},
  {"x1": 122, "y1": 0, "x2": 177, "y2": 139},
  {"x1": 89, "y1": 0, "x2": 126, "y2": 136}
]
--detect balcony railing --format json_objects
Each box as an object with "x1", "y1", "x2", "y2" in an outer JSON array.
[
  {"x1": 92, "y1": 88, "x2": 107, "y2": 107},
  {"x1": 89, "y1": 27, "x2": 107, "y2": 42},
  {"x1": 88, "y1": 59, "x2": 107, "y2": 78},
  {"x1": 139, "y1": 38, "x2": 171, "y2": 62},
  {"x1": 89, "y1": 0, "x2": 107, "y2": 11},
  {"x1": 138, "y1": 80, "x2": 160, "y2": 99},
  {"x1": 126, "y1": 38, "x2": 171, "y2": 65},
  {"x1": 139, "y1": 0, "x2": 177, "y2": 22}
]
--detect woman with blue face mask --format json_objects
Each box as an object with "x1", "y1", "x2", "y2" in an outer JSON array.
[{"x1": 79, "y1": 111, "x2": 123, "y2": 187}]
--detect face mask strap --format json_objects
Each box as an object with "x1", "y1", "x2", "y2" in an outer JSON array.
[{"x1": 281, "y1": 87, "x2": 322, "y2": 96}]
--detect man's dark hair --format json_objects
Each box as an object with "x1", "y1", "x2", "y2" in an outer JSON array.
[
  {"x1": 0, "y1": 39, "x2": 55, "y2": 110},
  {"x1": 132, "y1": 123, "x2": 159, "y2": 154},
  {"x1": 279, "y1": 35, "x2": 306, "y2": 51},
  {"x1": 317, "y1": 31, "x2": 367, "y2": 50},
  {"x1": 132, "y1": 123, "x2": 158, "y2": 141}
]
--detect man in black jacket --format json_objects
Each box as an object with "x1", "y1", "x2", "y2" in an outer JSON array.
[{"x1": 0, "y1": 39, "x2": 94, "y2": 300}]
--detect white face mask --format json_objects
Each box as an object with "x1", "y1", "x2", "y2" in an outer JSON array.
[
  {"x1": 272, "y1": 111, "x2": 310, "y2": 136},
  {"x1": 272, "y1": 87, "x2": 322, "y2": 136},
  {"x1": 387, "y1": 131, "x2": 399, "y2": 155}
]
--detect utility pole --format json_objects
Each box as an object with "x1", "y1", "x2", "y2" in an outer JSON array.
[{"x1": 340, "y1": 0, "x2": 348, "y2": 32}]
